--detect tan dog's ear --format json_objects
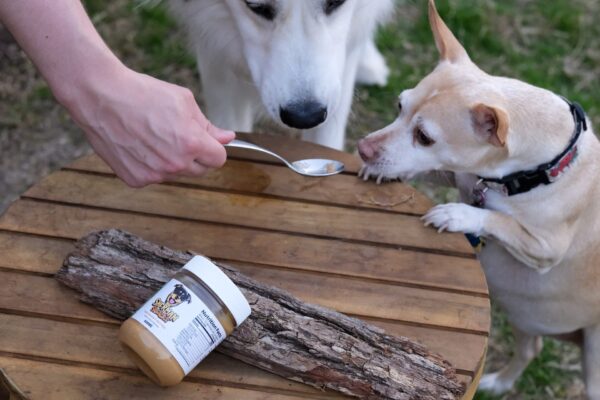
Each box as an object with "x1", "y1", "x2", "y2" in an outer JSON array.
[
  {"x1": 471, "y1": 104, "x2": 509, "y2": 147},
  {"x1": 428, "y1": 0, "x2": 470, "y2": 63}
]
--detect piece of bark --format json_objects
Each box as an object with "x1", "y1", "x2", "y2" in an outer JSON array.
[
  {"x1": 0, "y1": 369, "x2": 29, "y2": 400},
  {"x1": 56, "y1": 229, "x2": 465, "y2": 400}
]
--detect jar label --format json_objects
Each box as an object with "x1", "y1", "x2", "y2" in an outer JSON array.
[{"x1": 131, "y1": 279, "x2": 226, "y2": 374}]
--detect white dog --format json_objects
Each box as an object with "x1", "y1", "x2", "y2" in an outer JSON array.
[
  {"x1": 167, "y1": 0, "x2": 393, "y2": 149},
  {"x1": 359, "y1": 1, "x2": 600, "y2": 398}
]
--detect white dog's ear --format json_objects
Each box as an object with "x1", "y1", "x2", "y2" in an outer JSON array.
[
  {"x1": 428, "y1": 0, "x2": 470, "y2": 63},
  {"x1": 471, "y1": 104, "x2": 509, "y2": 147}
]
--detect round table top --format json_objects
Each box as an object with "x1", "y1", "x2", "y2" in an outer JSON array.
[{"x1": 0, "y1": 133, "x2": 489, "y2": 400}]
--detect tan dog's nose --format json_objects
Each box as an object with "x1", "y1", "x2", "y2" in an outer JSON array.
[{"x1": 358, "y1": 138, "x2": 381, "y2": 162}]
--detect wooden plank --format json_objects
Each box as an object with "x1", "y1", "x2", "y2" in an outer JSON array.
[
  {"x1": 67, "y1": 155, "x2": 431, "y2": 215},
  {"x1": 230, "y1": 132, "x2": 363, "y2": 174},
  {"x1": 0, "y1": 270, "x2": 113, "y2": 324},
  {"x1": 0, "y1": 225, "x2": 487, "y2": 295},
  {"x1": 0, "y1": 253, "x2": 489, "y2": 335},
  {"x1": 371, "y1": 319, "x2": 486, "y2": 375},
  {"x1": 461, "y1": 348, "x2": 486, "y2": 400},
  {"x1": 0, "y1": 231, "x2": 73, "y2": 275},
  {"x1": 0, "y1": 201, "x2": 489, "y2": 331},
  {"x1": 23, "y1": 170, "x2": 473, "y2": 255},
  {"x1": 0, "y1": 356, "x2": 315, "y2": 400},
  {"x1": 0, "y1": 313, "x2": 341, "y2": 398},
  {"x1": 0, "y1": 294, "x2": 483, "y2": 375},
  {"x1": 227, "y1": 263, "x2": 490, "y2": 333}
]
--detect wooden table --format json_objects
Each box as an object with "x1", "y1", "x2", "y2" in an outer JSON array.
[{"x1": 0, "y1": 133, "x2": 490, "y2": 400}]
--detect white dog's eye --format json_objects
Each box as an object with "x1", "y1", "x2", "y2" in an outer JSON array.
[
  {"x1": 397, "y1": 99, "x2": 403, "y2": 113},
  {"x1": 325, "y1": 0, "x2": 347, "y2": 15},
  {"x1": 414, "y1": 126, "x2": 435, "y2": 147},
  {"x1": 245, "y1": 1, "x2": 276, "y2": 21}
]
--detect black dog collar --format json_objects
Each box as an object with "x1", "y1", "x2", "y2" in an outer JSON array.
[{"x1": 475, "y1": 98, "x2": 587, "y2": 201}]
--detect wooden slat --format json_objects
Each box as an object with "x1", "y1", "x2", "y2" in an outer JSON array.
[
  {"x1": 371, "y1": 318, "x2": 486, "y2": 375},
  {"x1": 67, "y1": 155, "x2": 431, "y2": 215},
  {"x1": 0, "y1": 202, "x2": 489, "y2": 332},
  {"x1": 0, "y1": 231, "x2": 486, "y2": 374},
  {"x1": 0, "y1": 244, "x2": 488, "y2": 334},
  {"x1": 0, "y1": 231, "x2": 73, "y2": 275},
  {"x1": 0, "y1": 270, "x2": 112, "y2": 324},
  {"x1": 0, "y1": 281, "x2": 483, "y2": 374},
  {"x1": 0, "y1": 313, "x2": 341, "y2": 398},
  {"x1": 0, "y1": 224, "x2": 487, "y2": 295},
  {"x1": 23, "y1": 170, "x2": 473, "y2": 255},
  {"x1": 230, "y1": 132, "x2": 363, "y2": 174},
  {"x1": 0, "y1": 356, "x2": 313, "y2": 400},
  {"x1": 228, "y1": 263, "x2": 489, "y2": 333}
]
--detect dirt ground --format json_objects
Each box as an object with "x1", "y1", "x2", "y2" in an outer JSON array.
[{"x1": 0, "y1": 26, "x2": 90, "y2": 213}]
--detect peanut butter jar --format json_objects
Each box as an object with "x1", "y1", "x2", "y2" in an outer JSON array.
[{"x1": 118, "y1": 256, "x2": 251, "y2": 387}]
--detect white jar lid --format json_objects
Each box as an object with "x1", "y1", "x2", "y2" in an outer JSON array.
[{"x1": 183, "y1": 256, "x2": 251, "y2": 326}]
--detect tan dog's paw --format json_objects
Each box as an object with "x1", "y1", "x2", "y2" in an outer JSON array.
[
  {"x1": 422, "y1": 203, "x2": 487, "y2": 234},
  {"x1": 478, "y1": 372, "x2": 515, "y2": 395}
]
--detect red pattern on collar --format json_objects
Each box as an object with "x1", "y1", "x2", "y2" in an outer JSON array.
[{"x1": 548, "y1": 145, "x2": 578, "y2": 180}]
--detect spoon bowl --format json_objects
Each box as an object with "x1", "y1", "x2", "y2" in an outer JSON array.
[
  {"x1": 225, "y1": 139, "x2": 345, "y2": 177},
  {"x1": 290, "y1": 159, "x2": 345, "y2": 177}
]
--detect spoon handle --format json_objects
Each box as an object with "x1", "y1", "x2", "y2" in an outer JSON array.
[{"x1": 224, "y1": 139, "x2": 293, "y2": 168}]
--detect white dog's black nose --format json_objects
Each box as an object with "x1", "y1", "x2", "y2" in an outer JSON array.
[{"x1": 280, "y1": 101, "x2": 328, "y2": 130}]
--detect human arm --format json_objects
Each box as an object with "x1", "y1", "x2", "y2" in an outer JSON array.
[{"x1": 0, "y1": 0, "x2": 234, "y2": 187}]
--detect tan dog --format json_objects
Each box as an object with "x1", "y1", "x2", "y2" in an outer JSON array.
[{"x1": 358, "y1": 1, "x2": 600, "y2": 397}]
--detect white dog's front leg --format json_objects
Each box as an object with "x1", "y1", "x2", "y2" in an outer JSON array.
[
  {"x1": 422, "y1": 203, "x2": 571, "y2": 272},
  {"x1": 302, "y1": 51, "x2": 360, "y2": 150},
  {"x1": 479, "y1": 328, "x2": 543, "y2": 395},
  {"x1": 197, "y1": 61, "x2": 258, "y2": 133},
  {"x1": 584, "y1": 325, "x2": 600, "y2": 400},
  {"x1": 356, "y1": 39, "x2": 389, "y2": 87},
  {"x1": 302, "y1": 114, "x2": 347, "y2": 150}
]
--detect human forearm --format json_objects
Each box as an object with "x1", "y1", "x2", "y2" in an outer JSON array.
[
  {"x1": 0, "y1": 0, "x2": 123, "y2": 105},
  {"x1": 1, "y1": 1, "x2": 234, "y2": 187}
]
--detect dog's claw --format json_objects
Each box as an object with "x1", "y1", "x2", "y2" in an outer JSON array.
[
  {"x1": 358, "y1": 166, "x2": 366, "y2": 178},
  {"x1": 363, "y1": 171, "x2": 370, "y2": 181},
  {"x1": 376, "y1": 174, "x2": 384, "y2": 185}
]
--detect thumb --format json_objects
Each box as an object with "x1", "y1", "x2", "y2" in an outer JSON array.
[
  {"x1": 207, "y1": 123, "x2": 236, "y2": 145},
  {"x1": 194, "y1": 106, "x2": 236, "y2": 144}
]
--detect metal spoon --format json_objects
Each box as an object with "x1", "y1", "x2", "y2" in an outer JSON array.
[{"x1": 224, "y1": 139, "x2": 345, "y2": 177}]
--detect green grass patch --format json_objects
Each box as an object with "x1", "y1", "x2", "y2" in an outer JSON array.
[
  {"x1": 359, "y1": 0, "x2": 600, "y2": 135},
  {"x1": 131, "y1": 4, "x2": 196, "y2": 75}
]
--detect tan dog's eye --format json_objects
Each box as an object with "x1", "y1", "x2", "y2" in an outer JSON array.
[{"x1": 414, "y1": 127, "x2": 435, "y2": 147}]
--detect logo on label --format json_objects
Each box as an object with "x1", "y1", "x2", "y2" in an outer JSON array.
[{"x1": 150, "y1": 284, "x2": 192, "y2": 322}]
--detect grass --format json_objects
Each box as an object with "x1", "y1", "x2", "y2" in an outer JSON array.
[
  {"x1": 11, "y1": 0, "x2": 600, "y2": 398},
  {"x1": 354, "y1": 0, "x2": 600, "y2": 141}
]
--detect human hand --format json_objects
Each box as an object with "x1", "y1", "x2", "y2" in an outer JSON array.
[
  {"x1": 1, "y1": 0, "x2": 234, "y2": 188},
  {"x1": 61, "y1": 65, "x2": 235, "y2": 187}
]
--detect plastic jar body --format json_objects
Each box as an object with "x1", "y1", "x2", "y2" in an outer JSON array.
[{"x1": 118, "y1": 257, "x2": 250, "y2": 387}]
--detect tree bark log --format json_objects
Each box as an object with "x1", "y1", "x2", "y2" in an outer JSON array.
[{"x1": 56, "y1": 229, "x2": 465, "y2": 400}]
